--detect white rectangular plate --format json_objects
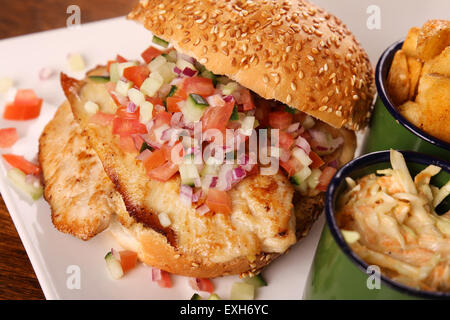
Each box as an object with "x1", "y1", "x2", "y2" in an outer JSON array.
[{"x1": 1, "y1": 0, "x2": 448, "y2": 300}]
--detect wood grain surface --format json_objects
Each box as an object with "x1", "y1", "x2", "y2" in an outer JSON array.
[{"x1": 0, "y1": 0, "x2": 135, "y2": 300}]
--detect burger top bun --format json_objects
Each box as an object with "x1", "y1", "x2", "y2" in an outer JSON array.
[{"x1": 129, "y1": 0, "x2": 375, "y2": 130}]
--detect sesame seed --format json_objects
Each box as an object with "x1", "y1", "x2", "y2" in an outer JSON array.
[
  {"x1": 307, "y1": 55, "x2": 314, "y2": 61},
  {"x1": 311, "y1": 48, "x2": 319, "y2": 54},
  {"x1": 319, "y1": 106, "x2": 328, "y2": 112},
  {"x1": 336, "y1": 111, "x2": 342, "y2": 117},
  {"x1": 291, "y1": 82, "x2": 297, "y2": 91},
  {"x1": 299, "y1": 70, "x2": 304, "y2": 79},
  {"x1": 263, "y1": 75, "x2": 269, "y2": 83},
  {"x1": 200, "y1": 58, "x2": 208, "y2": 64},
  {"x1": 286, "y1": 94, "x2": 292, "y2": 103},
  {"x1": 353, "y1": 94, "x2": 359, "y2": 101}
]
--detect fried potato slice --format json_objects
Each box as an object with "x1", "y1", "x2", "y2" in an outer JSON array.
[
  {"x1": 417, "y1": 20, "x2": 450, "y2": 61},
  {"x1": 415, "y1": 74, "x2": 450, "y2": 142},
  {"x1": 402, "y1": 27, "x2": 420, "y2": 58},
  {"x1": 387, "y1": 50, "x2": 410, "y2": 105},
  {"x1": 398, "y1": 101, "x2": 423, "y2": 125},
  {"x1": 427, "y1": 46, "x2": 450, "y2": 77},
  {"x1": 406, "y1": 57, "x2": 423, "y2": 100}
]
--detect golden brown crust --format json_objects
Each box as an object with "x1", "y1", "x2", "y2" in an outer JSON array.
[{"x1": 128, "y1": 0, "x2": 375, "y2": 130}]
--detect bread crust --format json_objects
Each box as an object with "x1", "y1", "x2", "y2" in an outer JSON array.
[{"x1": 129, "y1": 0, "x2": 375, "y2": 130}]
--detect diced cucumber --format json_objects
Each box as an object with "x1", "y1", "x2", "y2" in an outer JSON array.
[
  {"x1": 292, "y1": 147, "x2": 312, "y2": 167},
  {"x1": 115, "y1": 80, "x2": 133, "y2": 97},
  {"x1": 201, "y1": 163, "x2": 219, "y2": 176},
  {"x1": 243, "y1": 274, "x2": 268, "y2": 288},
  {"x1": 306, "y1": 168, "x2": 322, "y2": 190},
  {"x1": 240, "y1": 116, "x2": 255, "y2": 136},
  {"x1": 179, "y1": 163, "x2": 199, "y2": 186},
  {"x1": 139, "y1": 142, "x2": 154, "y2": 153},
  {"x1": 290, "y1": 167, "x2": 312, "y2": 186},
  {"x1": 181, "y1": 94, "x2": 209, "y2": 123},
  {"x1": 168, "y1": 85, "x2": 177, "y2": 97},
  {"x1": 176, "y1": 59, "x2": 196, "y2": 74},
  {"x1": 68, "y1": 53, "x2": 85, "y2": 72},
  {"x1": 208, "y1": 293, "x2": 221, "y2": 300},
  {"x1": 7, "y1": 168, "x2": 43, "y2": 201},
  {"x1": 88, "y1": 75, "x2": 110, "y2": 83},
  {"x1": 105, "y1": 251, "x2": 124, "y2": 280},
  {"x1": 285, "y1": 105, "x2": 298, "y2": 114},
  {"x1": 148, "y1": 55, "x2": 167, "y2": 72},
  {"x1": 157, "y1": 62, "x2": 176, "y2": 84},
  {"x1": 190, "y1": 293, "x2": 202, "y2": 300},
  {"x1": 84, "y1": 101, "x2": 99, "y2": 114},
  {"x1": 109, "y1": 63, "x2": 120, "y2": 83},
  {"x1": 221, "y1": 81, "x2": 239, "y2": 95},
  {"x1": 141, "y1": 76, "x2": 163, "y2": 97},
  {"x1": 128, "y1": 88, "x2": 146, "y2": 106},
  {"x1": 162, "y1": 50, "x2": 177, "y2": 63},
  {"x1": 229, "y1": 105, "x2": 239, "y2": 121},
  {"x1": 230, "y1": 282, "x2": 255, "y2": 300},
  {"x1": 152, "y1": 35, "x2": 169, "y2": 48},
  {"x1": 139, "y1": 101, "x2": 154, "y2": 123},
  {"x1": 200, "y1": 70, "x2": 218, "y2": 86}
]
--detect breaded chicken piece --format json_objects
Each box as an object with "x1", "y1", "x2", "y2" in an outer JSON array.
[
  {"x1": 58, "y1": 70, "x2": 301, "y2": 276},
  {"x1": 39, "y1": 102, "x2": 127, "y2": 240}
]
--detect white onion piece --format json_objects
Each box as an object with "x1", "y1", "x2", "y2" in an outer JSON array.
[
  {"x1": 287, "y1": 122, "x2": 300, "y2": 133},
  {"x1": 295, "y1": 136, "x2": 311, "y2": 154},
  {"x1": 39, "y1": 67, "x2": 55, "y2": 80},
  {"x1": 152, "y1": 268, "x2": 162, "y2": 282},
  {"x1": 206, "y1": 94, "x2": 225, "y2": 107},
  {"x1": 179, "y1": 185, "x2": 193, "y2": 206},
  {"x1": 196, "y1": 204, "x2": 210, "y2": 216}
]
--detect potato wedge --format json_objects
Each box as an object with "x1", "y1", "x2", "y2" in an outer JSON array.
[
  {"x1": 407, "y1": 57, "x2": 423, "y2": 99},
  {"x1": 428, "y1": 46, "x2": 450, "y2": 77},
  {"x1": 417, "y1": 20, "x2": 450, "y2": 61},
  {"x1": 415, "y1": 74, "x2": 450, "y2": 142},
  {"x1": 398, "y1": 101, "x2": 423, "y2": 125},
  {"x1": 387, "y1": 50, "x2": 410, "y2": 105},
  {"x1": 402, "y1": 27, "x2": 420, "y2": 58}
]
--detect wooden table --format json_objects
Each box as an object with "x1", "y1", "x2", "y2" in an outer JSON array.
[{"x1": 0, "y1": 0, "x2": 135, "y2": 300}]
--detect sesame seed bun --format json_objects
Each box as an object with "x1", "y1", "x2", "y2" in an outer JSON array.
[{"x1": 128, "y1": 0, "x2": 375, "y2": 130}]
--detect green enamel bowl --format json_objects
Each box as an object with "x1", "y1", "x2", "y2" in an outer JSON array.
[
  {"x1": 303, "y1": 150, "x2": 450, "y2": 300},
  {"x1": 364, "y1": 40, "x2": 450, "y2": 160}
]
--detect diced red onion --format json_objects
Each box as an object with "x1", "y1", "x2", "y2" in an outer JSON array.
[
  {"x1": 309, "y1": 129, "x2": 328, "y2": 148},
  {"x1": 161, "y1": 128, "x2": 174, "y2": 142},
  {"x1": 287, "y1": 122, "x2": 300, "y2": 133},
  {"x1": 196, "y1": 204, "x2": 210, "y2": 216},
  {"x1": 177, "y1": 52, "x2": 195, "y2": 64},
  {"x1": 328, "y1": 159, "x2": 339, "y2": 168},
  {"x1": 127, "y1": 102, "x2": 137, "y2": 113},
  {"x1": 188, "y1": 278, "x2": 200, "y2": 290},
  {"x1": 223, "y1": 95, "x2": 234, "y2": 103},
  {"x1": 136, "y1": 149, "x2": 152, "y2": 161},
  {"x1": 171, "y1": 112, "x2": 184, "y2": 127},
  {"x1": 141, "y1": 133, "x2": 162, "y2": 149},
  {"x1": 173, "y1": 66, "x2": 182, "y2": 75},
  {"x1": 192, "y1": 189, "x2": 203, "y2": 202},
  {"x1": 39, "y1": 67, "x2": 55, "y2": 80},
  {"x1": 216, "y1": 165, "x2": 233, "y2": 191},
  {"x1": 152, "y1": 268, "x2": 162, "y2": 282},
  {"x1": 180, "y1": 185, "x2": 193, "y2": 206},
  {"x1": 182, "y1": 67, "x2": 197, "y2": 77},
  {"x1": 295, "y1": 136, "x2": 311, "y2": 154},
  {"x1": 280, "y1": 149, "x2": 291, "y2": 162},
  {"x1": 194, "y1": 178, "x2": 201, "y2": 188},
  {"x1": 210, "y1": 176, "x2": 218, "y2": 188},
  {"x1": 146, "y1": 120, "x2": 155, "y2": 132},
  {"x1": 232, "y1": 167, "x2": 246, "y2": 183}
]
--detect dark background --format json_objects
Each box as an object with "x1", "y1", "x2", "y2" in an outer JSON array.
[{"x1": 0, "y1": 0, "x2": 135, "y2": 300}]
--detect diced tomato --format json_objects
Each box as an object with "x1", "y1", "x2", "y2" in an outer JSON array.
[
  {"x1": 89, "y1": 112, "x2": 115, "y2": 126},
  {"x1": 157, "y1": 270, "x2": 172, "y2": 288},
  {"x1": 153, "y1": 111, "x2": 172, "y2": 128},
  {"x1": 142, "y1": 149, "x2": 166, "y2": 171},
  {"x1": 106, "y1": 60, "x2": 116, "y2": 72},
  {"x1": 317, "y1": 167, "x2": 337, "y2": 192},
  {"x1": 239, "y1": 89, "x2": 255, "y2": 111},
  {"x1": 119, "y1": 250, "x2": 137, "y2": 273},
  {"x1": 118, "y1": 135, "x2": 137, "y2": 153},
  {"x1": 2, "y1": 154, "x2": 40, "y2": 175},
  {"x1": 278, "y1": 131, "x2": 294, "y2": 150},
  {"x1": 147, "y1": 161, "x2": 179, "y2": 182},
  {"x1": 3, "y1": 89, "x2": 43, "y2": 120},
  {"x1": 201, "y1": 101, "x2": 234, "y2": 133},
  {"x1": 141, "y1": 46, "x2": 162, "y2": 64},
  {"x1": 112, "y1": 117, "x2": 147, "y2": 136},
  {"x1": 280, "y1": 157, "x2": 302, "y2": 177},
  {"x1": 116, "y1": 106, "x2": 140, "y2": 120},
  {"x1": 268, "y1": 111, "x2": 293, "y2": 130},
  {"x1": 0, "y1": 128, "x2": 19, "y2": 148},
  {"x1": 166, "y1": 97, "x2": 183, "y2": 113},
  {"x1": 105, "y1": 82, "x2": 129, "y2": 107},
  {"x1": 116, "y1": 54, "x2": 128, "y2": 63},
  {"x1": 189, "y1": 278, "x2": 214, "y2": 293},
  {"x1": 206, "y1": 189, "x2": 232, "y2": 214},
  {"x1": 183, "y1": 77, "x2": 215, "y2": 97},
  {"x1": 309, "y1": 151, "x2": 325, "y2": 169},
  {"x1": 172, "y1": 86, "x2": 187, "y2": 100},
  {"x1": 123, "y1": 66, "x2": 150, "y2": 88},
  {"x1": 146, "y1": 96, "x2": 164, "y2": 107}
]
